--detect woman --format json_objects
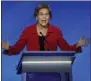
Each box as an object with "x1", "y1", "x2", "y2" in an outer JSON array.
[{"x1": 2, "y1": 4, "x2": 88, "y2": 81}]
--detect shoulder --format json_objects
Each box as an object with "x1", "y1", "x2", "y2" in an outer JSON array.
[
  {"x1": 49, "y1": 24, "x2": 62, "y2": 32},
  {"x1": 49, "y1": 24, "x2": 63, "y2": 36},
  {"x1": 24, "y1": 24, "x2": 36, "y2": 31},
  {"x1": 22, "y1": 24, "x2": 36, "y2": 33}
]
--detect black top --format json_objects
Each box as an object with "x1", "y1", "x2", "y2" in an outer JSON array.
[{"x1": 39, "y1": 36, "x2": 45, "y2": 51}]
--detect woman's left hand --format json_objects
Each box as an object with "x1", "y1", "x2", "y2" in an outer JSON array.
[{"x1": 76, "y1": 36, "x2": 90, "y2": 48}]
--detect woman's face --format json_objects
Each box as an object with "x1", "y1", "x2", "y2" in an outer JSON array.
[{"x1": 36, "y1": 8, "x2": 50, "y2": 27}]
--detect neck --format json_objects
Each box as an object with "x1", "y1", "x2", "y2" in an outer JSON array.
[{"x1": 37, "y1": 23, "x2": 48, "y2": 29}]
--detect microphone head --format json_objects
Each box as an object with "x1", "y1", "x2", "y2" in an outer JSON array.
[
  {"x1": 40, "y1": 32, "x2": 42, "y2": 34},
  {"x1": 40, "y1": 32, "x2": 43, "y2": 36}
]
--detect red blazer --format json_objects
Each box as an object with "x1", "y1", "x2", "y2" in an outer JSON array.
[{"x1": 4, "y1": 23, "x2": 82, "y2": 56}]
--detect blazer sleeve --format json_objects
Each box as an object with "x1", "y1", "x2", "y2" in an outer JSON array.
[
  {"x1": 57, "y1": 29, "x2": 82, "y2": 53},
  {"x1": 3, "y1": 29, "x2": 27, "y2": 56}
]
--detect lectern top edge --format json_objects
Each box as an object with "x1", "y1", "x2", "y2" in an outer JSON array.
[
  {"x1": 23, "y1": 51, "x2": 76, "y2": 54},
  {"x1": 22, "y1": 51, "x2": 76, "y2": 57}
]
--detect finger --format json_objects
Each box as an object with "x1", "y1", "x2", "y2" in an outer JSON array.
[
  {"x1": 85, "y1": 37, "x2": 90, "y2": 41},
  {"x1": 82, "y1": 41, "x2": 89, "y2": 47},
  {"x1": 87, "y1": 38, "x2": 91, "y2": 44},
  {"x1": 81, "y1": 36, "x2": 85, "y2": 40},
  {"x1": 79, "y1": 36, "x2": 85, "y2": 41},
  {"x1": 84, "y1": 38, "x2": 91, "y2": 44},
  {"x1": 1, "y1": 41, "x2": 4, "y2": 45},
  {"x1": 78, "y1": 36, "x2": 83, "y2": 43},
  {"x1": 84, "y1": 40, "x2": 89, "y2": 43},
  {"x1": 83, "y1": 42, "x2": 89, "y2": 47},
  {"x1": 83, "y1": 44, "x2": 88, "y2": 47},
  {"x1": 84, "y1": 42, "x2": 88, "y2": 45}
]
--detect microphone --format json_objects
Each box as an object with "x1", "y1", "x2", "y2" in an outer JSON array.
[
  {"x1": 40, "y1": 32, "x2": 50, "y2": 51},
  {"x1": 40, "y1": 32, "x2": 44, "y2": 37}
]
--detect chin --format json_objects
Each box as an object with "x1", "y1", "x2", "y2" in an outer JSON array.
[
  {"x1": 42, "y1": 25, "x2": 47, "y2": 27},
  {"x1": 40, "y1": 23, "x2": 48, "y2": 27}
]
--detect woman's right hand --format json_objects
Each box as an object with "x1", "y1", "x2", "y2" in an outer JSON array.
[{"x1": 1, "y1": 41, "x2": 9, "y2": 50}]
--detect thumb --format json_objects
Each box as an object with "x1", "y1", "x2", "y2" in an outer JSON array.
[{"x1": 79, "y1": 36, "x2": 84, "y2": 42}]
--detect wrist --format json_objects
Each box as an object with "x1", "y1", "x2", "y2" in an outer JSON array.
[{"x1": 76, "y1": 43, "x2": 80, "y2": 48}]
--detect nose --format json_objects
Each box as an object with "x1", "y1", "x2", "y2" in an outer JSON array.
[{"x1": 42, "y1": 14, "x2": 46, "y2": 19}]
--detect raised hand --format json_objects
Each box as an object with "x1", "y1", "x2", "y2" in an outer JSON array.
[
  {"x1": 76, "y1": 36, "x2": 90, "y2": 48},
  {"x1": 1, "y1": 41, "x2": 9, "y2": 50}
]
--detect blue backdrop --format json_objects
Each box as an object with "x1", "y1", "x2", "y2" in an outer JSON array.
[{"x1": 1, "y1": 1, "x2": 90, "y2": 81}]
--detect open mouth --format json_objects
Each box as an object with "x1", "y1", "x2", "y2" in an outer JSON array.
[{"x1": 42, "y1": 20, "x2": 47, "y2": 23}]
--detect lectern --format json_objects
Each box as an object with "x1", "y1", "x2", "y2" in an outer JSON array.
[{"x1": 16, "y1": 51, "x2": 76, "y2": 81}]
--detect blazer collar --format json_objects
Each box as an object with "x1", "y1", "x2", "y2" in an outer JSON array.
[{"x1": 31, "y1": 23, "x2": 54, "y2": 34}]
